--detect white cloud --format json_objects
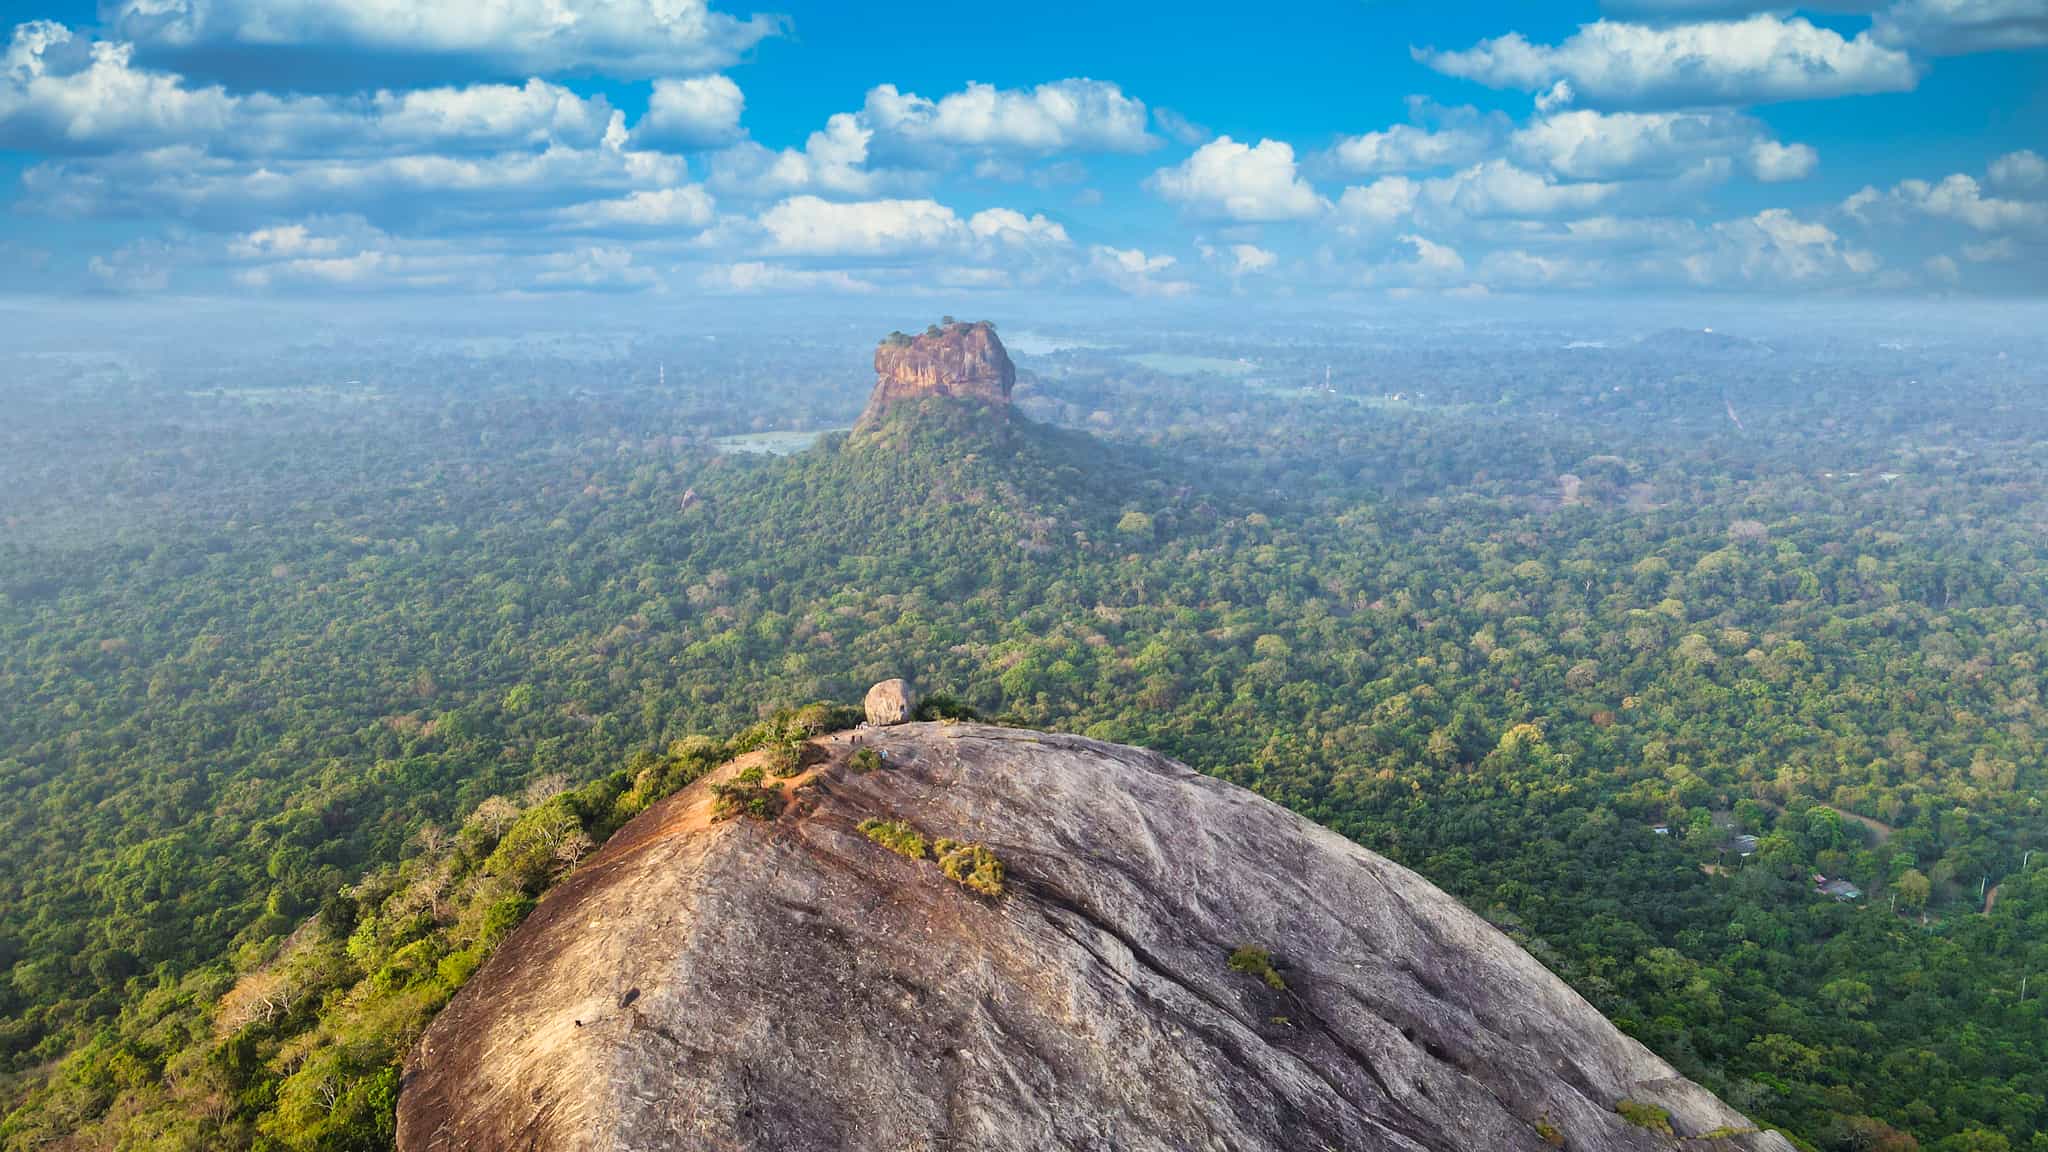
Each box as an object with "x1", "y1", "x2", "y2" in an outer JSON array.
[
  {"x1": 1203, "y1": 242, "x2": 1278, "y2": 275},
  {"x1": 966, "y1": 207, "x2": 1070, "y2": 248},
  {"x1": 229, "y1": 222, "x2": 344, "y2": 258},
  {"x1": 1149, "y1": 136, "x2": 1325, "y2": 221},
  {"x1": 2, "y1": 24, "x2": 616, "y2": 155},
  {"x1": 758, "y1": 195, "x2": 965, "y2": 256},
  {"x1": 22, "y1": 140, "x2": 690, "y2": 228},
  {"x1": 532, "y1": 245, "x2": 658, "y2": 290},
  {"x1": 1988, "y1": 149, "x2": 2047, "y2": 192},
  {"x1": 1336, "y1": 177, "x2": 1422, "y2": 230},
  {"x1": 1748, "y1": 139, "x2": 1818, "y2": 182},
  {"x1": 1432, "y1": 160, "x2": 1618, "y2": 217},
  {"x1": 556, "y1": 186, "x2": 716, "y2": 230},
  {"x1": 1417, "y1": 16, "x2": 1917, "y2": 106},
  {"x1": 708, "y1": 114, "x2": 882, "y2": 198},
  {"x1": 1331, "y1": 122, "x2": 1496, "y2": 175},
  {"x1": 102, "y1": 0, "x2": 781, "y2": 79},
  {"x1": 1153, "y1": 107, "x2": 1209, "y2": 146},
  {"x1": 633, "y1": 75, "x2": 743, "y2": 151},
  {"x1": 1961, "y1": 236, "x2": 2017, "y2": 261},
  {"x1": 1924, "y1": 252, "x2": 1961, "y2": 283},
  {"x1": 1399, "y1": 233, "x2": 1466, "y2": 276},
  {"x1": 861, "y1": 79, "x2": 1153, "y2": 157},
  {"x1": 1873, "y1": 0, "x2": 2048, "y2": 55},
  {"x1": 1888, "y1": 173, "x2": 2048, "y2": 232},
  {"x1": 698, "y1": 261, "x2": 874, "y2": 293},
  {"x1": 3, "y1": 21, "x2": 239, "y2": 152},
  {"x1": 1087, "y1": 245, "x2": 1191, "y2": 295},
  {"x1": 87, "y1": 236, "x2": 176, "y2": 292},
  {"x1": 1511, "y1": 109, "x2": 1776, "y2": 180},
  {"x1": 1688, "y1": 208, "x2": 1879, "y2": 284}
]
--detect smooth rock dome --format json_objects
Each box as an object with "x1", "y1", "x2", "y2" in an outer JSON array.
[{"x1": 397, "y1": 723, "x2": 1794, "y2": 1152}]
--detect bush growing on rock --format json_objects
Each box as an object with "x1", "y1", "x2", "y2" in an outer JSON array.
[
  {"x1": 711, "y1": 768, "x2": 784, "y2": 822},
  {"x1": 1615, "y1": 1100, "x2": 1673, "y2": 1135},
  {"x1": 858, "y1": 819, "x2": 927, "y2": 860},
  {"x1": 764, "y1": 741, "x2": 806, "y2": 778},
  {"x1": 1228, "y1": 946, "x2": 1287, "y2": 991},
  {"x1": 848, "y1": 747, "x2": 884, "y2": 774},
  {"x1": 935, "y1": 839, "x2": 1005, "y2": 897}
]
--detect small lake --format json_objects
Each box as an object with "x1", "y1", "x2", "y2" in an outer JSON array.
[
  {"x1": 1004, "y1": 330, "x2": 1104, "y2": 356},
  {"x1": 1126, "y1": 353, "x2": 1258, "y2": 376},
  {"x1": 712, "y1": 429, "x2": 847, "y2": 456}
]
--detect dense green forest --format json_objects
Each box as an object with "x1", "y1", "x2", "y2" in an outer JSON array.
[{"x1": 2, "y1": 320, "x2": 2045, "y2": 1151}]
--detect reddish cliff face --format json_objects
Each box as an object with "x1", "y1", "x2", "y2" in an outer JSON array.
[{"x1": 860, "y1": 321, "x2": 1015, "y2": 427}]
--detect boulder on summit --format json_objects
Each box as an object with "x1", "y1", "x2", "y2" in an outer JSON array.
[{"x1": 863, "y1": 678, "x2": 919, "y2": 726}]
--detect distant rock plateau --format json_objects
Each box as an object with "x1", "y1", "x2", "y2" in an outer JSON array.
[
  {"x1": 398, "y1": 723, "x2": 1793, "y2": 1152},
  {"x1": 860, "y1": 320, "x2": 1015, "y2": 429}
]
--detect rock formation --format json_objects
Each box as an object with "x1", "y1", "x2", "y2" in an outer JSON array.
[
  {"x1": 859, "y1": 320, "x2": 1014, "y2": 429},
  {"x1": 398, "y1": 723, "x2": 1794, "y2": 1152},
  {"x1": 863, "y1": 678, "x2": 918, "y2": 726}
]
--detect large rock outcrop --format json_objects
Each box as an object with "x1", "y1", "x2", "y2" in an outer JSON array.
[
  {"x1": 398, "y1": 724, "x2": 1793, "y2": 1152},
  {"x1": 863, "y1": 678, "x2": 919, "y2": 726},
  {"x1": 859, "y1": 321, "x2": 1014, "y2": 429}
]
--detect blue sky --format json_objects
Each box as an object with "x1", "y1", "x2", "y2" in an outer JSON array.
[{"x1": 1, "y1": 0, "x2": 2043, "y2": 299}]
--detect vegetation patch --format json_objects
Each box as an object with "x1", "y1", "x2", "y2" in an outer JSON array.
[
  {"x1": 1615, "y1": 1100, "x2": 1673, "y2": 1135},
  {"x1": 847, "y1": 746, "x2": 885, "y2": 774},
  {"x1": 935, "y1": 839, "x2": 1006, "y2": 897},
  {"x1": 1228, "y1": 945, "x2": 1288, "y2": 991},
  {"x1": 710, "y1": 766, "x2": 785, "y2": 822},
  {"x1": 1534, "y1": 1117, "x2": 1564, "y2": 1147},
  {"x1": 762, "y1": 739, "x2": 824, "y2": 778},
  {"x1": 858, "y1": 818, "x2": 927, "y2": 860},
  {"x1": 914, "y1": 692, "x2": 980, "y2": 722}
]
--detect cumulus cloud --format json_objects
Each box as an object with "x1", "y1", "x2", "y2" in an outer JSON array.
[
  {"x1": 101, "y1": 0, "x2": 782, "y2": 79},
  {"x1": 632, "y1": 75, "x2": 743, "y2": 151},
  {"x1": 1873, "y1": 0, "x2": 2048, "y2": 55},
  {"x1": 1988, "y1": 149, "x2": 2046, "y2": 192},
  {"x1": 4, "y1": 21, "x2": 240, "y2": 152},
  {"x1": 758, "y1": 195, "x2": 966, "y2": 256},
  {"x1": 88, "y1": 236, "x2": 177, "y2": 292},
  {"x1": 1331, "y1": 122, "x2": 1496, "y2": 175},
  {"x1": 967, "y1": 207, "x2": 1071, "y2": 248},
  {"x1": 2, "y1": 24, "x2": 618, "y2": 155},
  {"x1": 1688, "y1": 208, "x2": 1879, "y2": 284},
  {"x1": 860, "y1": 79, "x2": 1153, "y2": 159},
  {"x1": 1328, "y1": 100, "x2": 1509, "y2": 176},
  {"x1": 1336, "y1": 177, "x2": 1422, "y2": 230},
  {"x1": 1748, "y1": 139, "x2": 1818, "y2": 182},
  {"x1": 1202, "y1": 242, "x2": 1278, "y2": 275},
  {"x1": 1153, "y1": 107, "x2": 1209, "y2": 146},
  {"x1": 708, "y1": 114, "x2": 882, "y2": 198},
  {"x1": 698, "y1": 261, "x2": 874, "y2": 294},
  {"x1": 707, "y1": 78, "x2": 1152, "y2": 201},
  {"x1": 1510, "y1": 109, "x2": 1797, "y2": 180},
  {"x1": 1087, "y1": 244, "x2": 1192, "y2": 296},
  {"x1": 555, "y1": 185, "x2": 716, "y2": 230},
  {"x1": 21, "y1": 138, "x2": 691, "y2": 229},
  {"x1": 1878, "y1": 173, "x2": 2048, "y2": 231},
  {"x1": 1397, "y1": 233, "x2": 1466, "y2": 277},
  {"x1": 1149, "y1": 136, "x2": 1325, "y2": 221},
  {"x1": 1416, "y1": 16, "x2": 1918, "y2": 106},
  {"x1": 1337, "y1": 160, "x2": 1623, "y2": 233}
]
